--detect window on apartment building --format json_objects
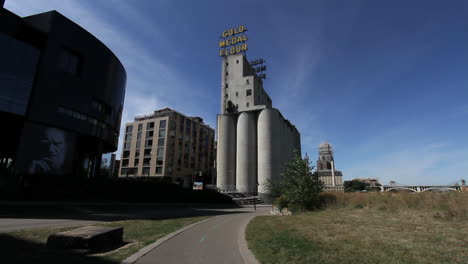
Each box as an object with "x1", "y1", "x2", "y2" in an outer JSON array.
[
  {"x1": 236, "y1": 92, "x2": 238, "y2": 97},
  {"x1": 147, "y1": 122, "x2": 154, "y2": 130},
  {"x1": 134, "y1": 158, "x2": 139, "y2": 165},
  {"x1": 125, "y1": 134, "x2": 132, "y2": 141},
  {"x1": 246, "y1": 79, "x2": 249, "y2": 84},
  {"x1": 126, "y1": 125, "x2": 133, "y2": 133},
  {"x1": 137, "y1": 132, "x2": 141, "y2": 140},
  {"x1": 135, "y1": 149, "x2": 140, "y2": 157},
  {"x1": 246, "y1": 89, "x2": 252, "y2": 96},
  {"x1": 158, "y1": 138, "x2": 165, "y2": 146},
  {"x1": 225, "y1": 84, "x2": 228, "y2": 88},
  {"x1": 159, "y1": 120, "x2": 166, "y2": 129},
  {"x1": 155, "y1": 166, "x2": 163, "y2": 174},
  {"x1": 236, "y1": 60, "x2": 239, "y2": 64},
  {"x1": 144, "y1": 149, "x2": 151, "y2": 156},
  {"x1": 159, "y1": 129, "x2": 166, "y2": 137},
  {"x1": 169, "y1": 119, "x2": 176, "y2": 130},
  {"x1": 185, "y1": 119, "x2": 191, "y2": 131},
  {"x1": 121, "y1": 168, "x2": 136, "y2": 176},
  {"x1": 179, "y1": 117, "x2": 184, "y2": 132},
  {"x1": 122, "y1": 159, "x2": 129, "y2": 167},
  {"x1": 136, "y1": 141, "x2": 141, "y2": 149},
  {"x1": 157, "y1": 147, "x2": 164, "y2": 156},
  {"x1": 146, "y1": 130, "x2": 154, "y2": 138},
  {"x1": 246, "y1": 102, "x2": 249, "y2": 107},
  {"x1": 142, "y1": 167, "x2": 150, "y2": 176},
  {"x1": 123, "y1": 150, "x2": 130, "y2": 159},
  {"x1": 124, "y1": 142, "x2": 130, "y2": 150},
  {"x1": 156, "y1": 160, "x2": 163, "y2": 166},
  {"x1": 145, "y1": 139, "x2": 153, "y2": 148},
  {"x1": 138, "y1": 124, "x2": 143, "y2": 131}
]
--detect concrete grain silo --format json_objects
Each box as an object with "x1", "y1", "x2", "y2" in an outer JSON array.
[
  {"x1": 257, "y1": 108, "x2": 279, "y2": 195},
  {"x1": 236, "y1": 111, "x2": 257, "y2": 193},
  {"x1": 216, "y1": 53, "x2": 301, "y2": 198},
  {"x1": 216, "y1": 114, "x2": 237, "y2": 191}
]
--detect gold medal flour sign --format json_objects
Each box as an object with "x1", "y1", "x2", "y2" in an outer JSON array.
[{"x1": 219, "y1": 25, "x2": 248, "y2": 56}]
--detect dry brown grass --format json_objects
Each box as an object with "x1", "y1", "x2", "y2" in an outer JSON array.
[
  {"x1": 320, "y1": 192, "x2": 468, "y2": 220},
  {"x1": 247, "y1": 192, "x2": 468, "y2": 264}
]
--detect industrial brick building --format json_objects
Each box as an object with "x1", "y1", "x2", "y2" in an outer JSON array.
[
  {"x1": 216, "y1": 54, "x2": 301, "y2": 196},
  {"x1": 119, "y1": 108, "x2": 215, "y2": 187}
]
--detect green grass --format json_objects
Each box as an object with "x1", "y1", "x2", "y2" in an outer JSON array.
[
  {"x1": 4, "y1": 216, "x2": 209, "y2": 264},
  {"x1": 247, "y1": 207, "x2": 468, "y2": 264},
  {"x1": 98, "y1": 217, "x2": 209, "y2": 262}
]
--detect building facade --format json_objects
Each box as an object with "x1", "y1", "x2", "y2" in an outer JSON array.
[
  {"x1": 316, "y1": 142, "x2": 344, "y2": 192},
  {"x1": 216, "y1": 54, "x2": 301, "y2": 196},
  {"x1": 119, "y1": 108, "x2": 215, "y2": 187},
  {"x1": 352, "y1": 178, "x2": 381, "y2": 187},
  {"x1": 0, "y1": 7, "x2": 126, "y2": 192}
]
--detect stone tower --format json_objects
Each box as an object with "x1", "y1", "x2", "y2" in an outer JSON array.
[
  {"x1": 317, "y1": 142, "x2": 334, "y2": 171},
  {"x1": 316, "y1": 142, "x2": 344, "y2": 192}
]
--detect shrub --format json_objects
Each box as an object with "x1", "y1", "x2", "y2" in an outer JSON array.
[
  {"x1": 270, "y1": 152, "x2": 324, "y2": 212},
  {"x1": 273, "y1": 196, "x2": 289, "y2": 211}
]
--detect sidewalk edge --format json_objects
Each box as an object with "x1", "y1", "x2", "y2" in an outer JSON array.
[
  {"x1": 238, "y1": 213, "x2": 265, "y2": 264},
  {"x1": 121, "y1": 216, "x2": 216, "y2": 264}
]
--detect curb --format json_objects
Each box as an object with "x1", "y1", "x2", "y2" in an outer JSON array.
[
  {"x1": 121, "y1": 217, "x2": 216, "y2": 264},
  {"x1": 238, "y1": 211, "x2": 268, "y2": 264}
]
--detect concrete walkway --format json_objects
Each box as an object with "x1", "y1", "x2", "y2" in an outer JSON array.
[{"x1": 130, "y1": 207, "x2": 269, "y2": 264}]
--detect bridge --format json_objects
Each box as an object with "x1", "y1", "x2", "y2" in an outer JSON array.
[
  {"x1": 380, "y1": 185, "x2": 462, "y2": 193},
  {"x1": 380, "y1": 180, "x2": 465, "y2": 193}
]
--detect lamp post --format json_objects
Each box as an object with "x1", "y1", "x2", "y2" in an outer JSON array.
[{"x1": 254, "y1": 181, "x2": 259, "y2": 211}]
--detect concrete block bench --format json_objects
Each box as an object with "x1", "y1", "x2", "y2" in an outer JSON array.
[{"x1": 47, "y1": 226, "x2": 123, "y2": 251}]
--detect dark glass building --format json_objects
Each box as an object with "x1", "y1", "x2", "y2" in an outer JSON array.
[{"x1": 0, "y1": 6, "x2": 126, "y2": 193}]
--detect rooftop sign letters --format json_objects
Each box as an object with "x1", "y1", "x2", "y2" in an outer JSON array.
[
  {"x1": 250, "y1": 58, "x2": 267, "y2": 79},
  {"x1": 219, "y1": 25, "x2": 248, "y2": 57}
]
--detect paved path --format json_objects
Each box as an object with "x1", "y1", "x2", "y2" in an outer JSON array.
[{"x1": 135, "y1": 207, "x2": 269, "y2": 264}]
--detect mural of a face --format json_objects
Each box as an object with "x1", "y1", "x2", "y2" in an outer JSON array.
[
  {"x1": 28, "y1": 127, "x2": 67, "y2": 174},
  {"x1": 41, "y1": 128, "x2": 66, "y2": 169}
]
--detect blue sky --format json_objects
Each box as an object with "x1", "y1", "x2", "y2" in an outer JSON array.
[{"x1": 6, "y1": 0, "x2": 468, "y2": 185}]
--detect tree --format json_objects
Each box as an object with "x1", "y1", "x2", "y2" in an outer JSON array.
[
  {"x1": 344, "y1": 180, "x2": 369, "y2": 192},
  {"x1": 269, "y1": 152, "x2": 324, "y2": 212}
]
